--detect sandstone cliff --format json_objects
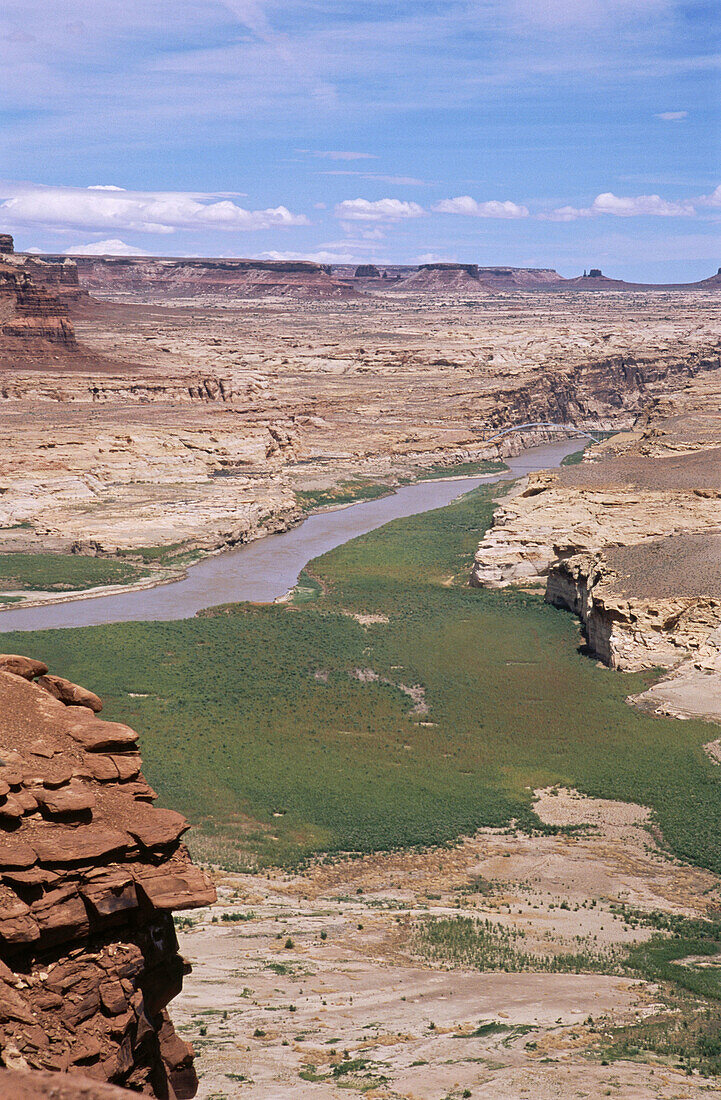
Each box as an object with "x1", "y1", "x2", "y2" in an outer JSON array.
[
  {"x1": 0, "y1": 654, "x2": 215, "y2": 1097},
  {"x1": 471, "y1": 369, "x2": 721, "y2": 723}
]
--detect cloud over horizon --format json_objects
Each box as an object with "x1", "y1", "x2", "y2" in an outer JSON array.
[
  {"x1": 0, "y1": 1, "x2": 717, "y2": 281},
  {"x1": 0, "y1": 183, "x2": 309, "y2": 235},
  {"x1": 550, "y1": 190, "x2": 709, "y2": 220},
  {"x1": 64, "y1": 238, "x2": 150, "y2": 255}
]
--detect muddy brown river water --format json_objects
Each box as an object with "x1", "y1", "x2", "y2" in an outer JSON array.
[{"x1": 0, "y1": 439, "x2": 580, "y2": 631}]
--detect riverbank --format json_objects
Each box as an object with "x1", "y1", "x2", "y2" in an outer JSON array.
[
  {"x1": 175, "y1": 796, "x2": 721, "y2": 1098},
  {"x1": 5, "y1": 463, "x2": 721, "y2": 877},
  {"x1": 0, "y1": 441, "x2": 572, "y2": 632}
]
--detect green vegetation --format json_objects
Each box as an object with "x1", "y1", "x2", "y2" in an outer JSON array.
[
  {"x1": 560, "y1": 447, "x2": 585, "y2": 466},
  {"x1": 294, "y1": 480, "x2": 391, "y2": 511},
  {"x1": 560, "y1": 430, "x2": 618, "y2": 466},
  {"x1": 414, "y1": 909, "x2": 721, "y2": 1077},
  {"x1": 413, "y1": 915, "x2": 622, "y2": 974},
  {"x1": 7, "y1": 481, "x2": 721, "y2": 875},
  {"x1": 289, "y1": 570, "x2": 322, "y2": 604},
  {"x1": 609, "y1": 915, "x2": 721, "y2": 1077},
  {"x1": 0, "y1": 552, "x2": 149, "y2": 592},
  {"x1": 294, "y1": 458, "x2": 506, "y2": 514},
  {"x1": 120, "y1": 542, "x2": 199, "y2": 565}
]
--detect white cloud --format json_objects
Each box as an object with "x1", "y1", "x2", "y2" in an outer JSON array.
[
  {"x1": 334, "y1": 198, "x2": 424, "y2": 221},
  {"x1": 0, "y1": 182, "x2": 309, "y2": 235},
  {"x1": 417, "y1": 252, "x2": 456, "y2": 263},
  {"x1": 312, "y1": 151, "x2": 377, "y2": 161},
  {"x1": 321, "y1": 171, "x2": 429, "y2": 186},
  {"x1": 87, "y1": 184, "x2": 127, "y2": 191},
  {"x1": 432, "y1": 196, "x2": 529, "y2": 218},
  {"x1": 655, "y1": 110, "x2": 688, "y2": 120},
  {"x1": 64, "y1": 238, "x2": 149, "y2": 255},
  {"x1": 257, "y1": 249, "x2": 354, "y2": 263},
  {"x1": 549, "y1": 191, "x2": 696, "y2": 220},
  {"x1": 698, "y1": 184, "x2": 721, "y2": 209}
]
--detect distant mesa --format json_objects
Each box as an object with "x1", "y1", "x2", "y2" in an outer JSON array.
[
  {"x1": 395, "y1": 262, "x2": 487, "y2": 292},
  {"x1": 52, "y1": 255, "x2": 358, "y2": 300},
  {"x1": 5, "y1": 239, "x2": 720, "y2": 304},
  {"x1": 475, "y1": 267, "x2": 564, "y2": 288},
  {"x1": 421, "y1": 262, "x2": 480, "y2": 276}
]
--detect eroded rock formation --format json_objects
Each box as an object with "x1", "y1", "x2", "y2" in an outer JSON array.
[
  {"x1": 395, "y1": 263, "x2": 487, "y2": 292},
  {"x1": 0, "y1": 263, "x2": 78, "y2": 353},
  {"x1": 0, "y1": 654, "x2": 215, "y2": 1097},
  {"x1": 472, "y1": 368, "x2": 721, "y2": 722}
]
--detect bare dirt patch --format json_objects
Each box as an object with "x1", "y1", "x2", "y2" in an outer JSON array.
[{"x1": 174, "y1": 789, "x2": 721, "y2": 1098}]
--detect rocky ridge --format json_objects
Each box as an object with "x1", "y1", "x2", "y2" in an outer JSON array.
[{"x1": 0, "y1": 653, "x2": 215, "y2": 1096}]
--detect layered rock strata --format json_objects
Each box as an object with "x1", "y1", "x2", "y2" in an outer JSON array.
[
  {"x1": 0, "y1": 653, "x2": 215, "y2": 1097},
  {"x1": 0, "y1": 263, "x2": 78, "y2": 352}
]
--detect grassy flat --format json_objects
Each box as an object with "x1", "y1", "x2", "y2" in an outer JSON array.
[
  {"x1": 0, "y1": 552, "x2": 149, "y2": 592},
  {"x1": 7, "y1": 484, "x2": 721, "y2": 872}
]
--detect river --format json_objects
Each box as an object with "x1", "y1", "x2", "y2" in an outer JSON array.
[{"x1": 0, "y1": 439, "x2": 580, "y2": 632}]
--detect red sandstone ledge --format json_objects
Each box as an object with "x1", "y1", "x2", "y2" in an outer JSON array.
[{"x1": 0, "y1": 653, "x2": 216, "y2": 1098}]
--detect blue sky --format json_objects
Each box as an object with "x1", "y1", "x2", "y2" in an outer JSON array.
[{"x1": 1, "y1": 0, "x2": 719, "y2": 280}]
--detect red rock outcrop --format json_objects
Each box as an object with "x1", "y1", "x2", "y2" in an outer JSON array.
[
  {"x1": 23, "y1": 257, "x2": 86, "y2": 306},
  {"x1": 0, "y1": 655, "x2": 215, "y2": 1097},
  {"x1": 0, "y1": 263, "x2": 78, "y2": 353}
]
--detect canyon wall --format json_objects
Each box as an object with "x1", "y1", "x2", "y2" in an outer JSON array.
[
  {"x1": 0, "y1": 289, "x2": 719, "y2": 560},
  {"x1": 0, "y1": 654, "x2": 215, "y2": 1097},
  {"x1": 472, "y1": 369, "x2": 721, "y2": 722}
]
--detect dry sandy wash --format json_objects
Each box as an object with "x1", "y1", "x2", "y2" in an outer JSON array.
[{"x1": 176, "y1": 789, "x2": 721, "y2": 1099}]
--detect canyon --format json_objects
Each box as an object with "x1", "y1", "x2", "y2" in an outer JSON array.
[
  {"x1": 2, "y1": 241, "x2": 721, "y2": 1097},
  {"x1": 0, "y1": 239, "x2": 719, "y2": 587}
]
